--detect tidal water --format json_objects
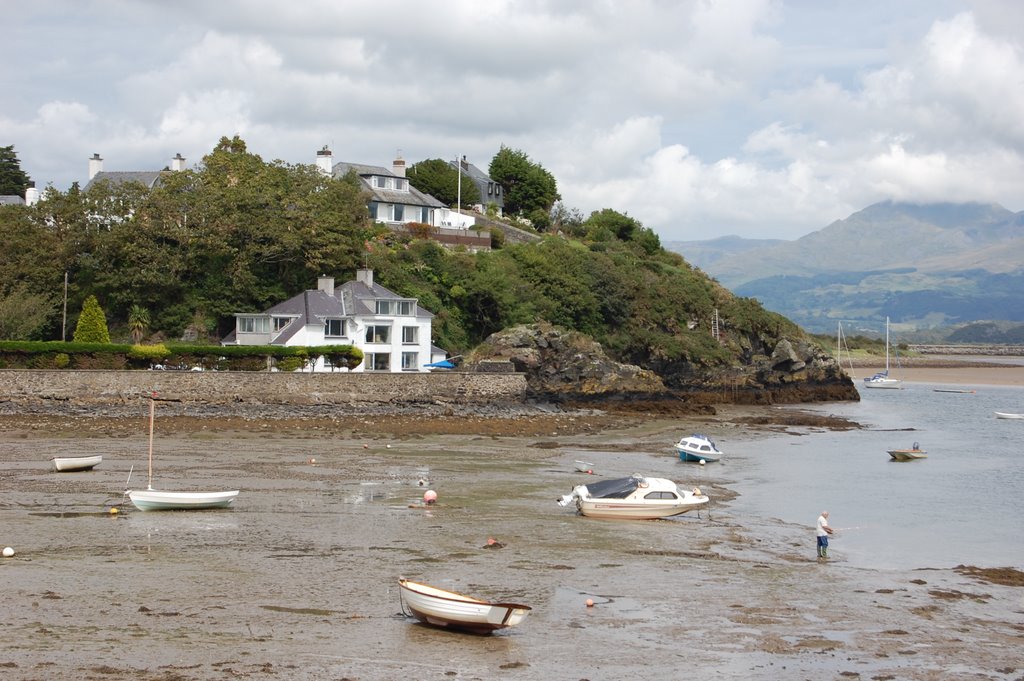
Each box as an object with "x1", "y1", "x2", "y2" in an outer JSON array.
[{"x1": 722, "y1": 378, "x2": 1024, "y2": 571}]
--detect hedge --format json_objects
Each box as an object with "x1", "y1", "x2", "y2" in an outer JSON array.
[{"x1": 0, "y1": 341, "x2": 363, "y2": 371}]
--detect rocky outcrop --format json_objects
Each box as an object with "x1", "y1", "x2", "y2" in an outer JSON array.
[
  {"x1": 467, "y1": 323, "x2": 667, "y2": 399},
  {"x1": 469, "y1": 322, "x2": 859, "y2": 407}
]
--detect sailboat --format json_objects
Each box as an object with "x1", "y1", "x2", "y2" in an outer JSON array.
[
  {"x1": 863, "y1": 317, "x2": 903, "y2": 389},
  {"x1": 127, "y1": 393, "x2": 239, "y2": 511}
]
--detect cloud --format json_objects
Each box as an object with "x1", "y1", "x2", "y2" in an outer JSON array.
[{"x1": 2, "y1": 1, "x2": 1022, "y2": 241}]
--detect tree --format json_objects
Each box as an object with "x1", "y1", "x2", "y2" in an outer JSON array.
[
  {"x1": 0, "y1": 145, "x2": 31, "y2": 197},
  {"x1": 73, "y1": 295, "x2": 110, "y2": 343},
  {"x1": 0, "y1": 284, "x2": 54, "y2": 340},
  {"x1": 488, "y1": 146, "x2": 560, "y2": 220},
  {"x1": 128, "y1": 305, "x2": 151, "y2": 344},
  {"x1": 406, "y1": 159, "x2": 480, "y2": 207}
]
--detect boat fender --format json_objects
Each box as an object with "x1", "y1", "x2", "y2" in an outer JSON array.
[
  {"x1": 638, "y1": 481, "x2": 649, "y2": 488},
  {"x1": 692, "y1": 487, "x2": 701, "y2": 496}
]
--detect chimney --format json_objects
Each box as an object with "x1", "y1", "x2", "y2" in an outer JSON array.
[
  {"x1": 316, "y1": 146, "x2": 333, "y2": 176},
  {"x1": 356, "y1": 268, "x2": 374, "y2": 288},
  {"x1": 392, "y1": 152, "x2": 406, "y2": 178},
  {"x1": 317, "y1": 275, "x2": 335, "y2": 296},
  {"x1": 171, "y1": 153, "x2": 186, "y2": 171},
  {"x1": 25, "y1": 181, "x2": 39, "y2": 207},
  {"x1": 460, "y1": 154, "x2": 469, "y2": 170},
  {"x1": 88, "y1": 153, "x2": 103, "y2": 180}
]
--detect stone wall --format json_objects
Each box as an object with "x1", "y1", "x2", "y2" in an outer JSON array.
[{"x1": 0, "y1": 370, "x2": 527, "y2": 407}]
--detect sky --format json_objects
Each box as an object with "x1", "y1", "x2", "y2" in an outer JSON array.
[{"x1": 4, "y1": 0, "x2": 1023, "y2": 242}]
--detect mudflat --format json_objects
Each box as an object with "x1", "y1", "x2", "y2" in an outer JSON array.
[{"x1": 1, "y1": 406, "x2": 1021, "y2": 680}]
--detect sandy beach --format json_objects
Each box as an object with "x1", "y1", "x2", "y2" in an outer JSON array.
[
  {"x1": 1, "y1": 399, "x2": 1021, "y2": 681},
  {"x1": 848, "y1": 358, "x2": 1024, "y2": 387}
]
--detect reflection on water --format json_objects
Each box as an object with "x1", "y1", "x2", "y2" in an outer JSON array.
[{"x1": 725, "y1": 381, "x2": 1024, "y2": 570}]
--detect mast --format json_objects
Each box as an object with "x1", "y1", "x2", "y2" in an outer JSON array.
[{"x1": 147, "y1": 393, "x2": 155, "y2": 490}]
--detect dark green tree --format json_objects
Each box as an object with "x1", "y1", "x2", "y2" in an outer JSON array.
[
  {"x1": 488, "y1": 146, "x2": 560, "y2": 220},
  {"x1": 0, "y1": 145, "x2": 31, "y2": 197},
  {"x1": 407, "y1": 159, "x2": 480, "y2": 207},
  {"x1": 73, "y1": 295, "x2": 111, "y2": 343}
]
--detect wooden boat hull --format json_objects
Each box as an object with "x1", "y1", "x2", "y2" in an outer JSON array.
[
  {"x1": 888, "y1": 449, "x2": 927, "y2": 461},
  {"x1": 52, "y1": 455, "x2": 103, "y2": 472},
  {"x1": 398, "y1": 579, "x2": 530, "y2": 634},
  {"x1": 128, "y1": 489, "x2": 239, "y2": 511}
]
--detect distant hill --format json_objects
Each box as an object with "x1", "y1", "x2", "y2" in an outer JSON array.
[{"x1": 666, "y1": 201, "x2": 1024, "y2": 334}]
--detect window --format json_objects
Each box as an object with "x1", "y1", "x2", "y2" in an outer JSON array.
[
  {"x1": 368, "y1": 202, "x2": 378, "y2": 219},
  {"x1": 394, "y1": 204, "x2": 404, "y2": 221},
  {"x1": 375, "y1": 176, "x2": 386, "y2": 188},
  {"x1": 238, "y1": 316, "x2": 269, "y2": 333},
  {"x1": 273, "y1": 317, "x2": 292, "y2": 332},
  {"x1": 396, "y1": 178, "x2": 406, "y2": 190},
  {"x1": 365, "y1": 325, "x2": 390, "y2": 343},
  {"x1": 644, "y1": 491, "x2": 679, "y2": 500},
  {"x1": 402, "y1": 326, "x2": 417, "y2": 344},
  {"x1": 367, "y1": 353, "x2": 390, "y2": 371},
  {"x1": 397, "y1": 301, "x2": 414, "y2": 316},
  {"x1": 402, "y1": 352, "x2": 418, "y2": 370},
  {"x1": 375, "y1": 300, "x2": 393, "y2": 315},
  {"x1": 421, "y1": 207, "x2": 429, "y2": 222},
  {"x1": 325, "y1": 319, "x2": 346, "y2": 337},
  {"x1": 488, "y1": 182, "x2": 493, "y2": 196}
]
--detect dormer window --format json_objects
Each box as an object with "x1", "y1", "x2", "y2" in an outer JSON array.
[
  {"x1": 396, "y1": 178, "x2": 406, "y2": 191},
  {"x1": 375, "y1": 300, "x2": 392, "y2": 315},
  {"x1": 375, "y1": 176, "x2": 386, "y2": 188},
  {"x1": 325, "y1": 319, "x2": 346, "y2": 337}
]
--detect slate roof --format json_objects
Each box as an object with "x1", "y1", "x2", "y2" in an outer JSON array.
[
  {"x1": 332, "y1": 161, "x2": 444, "y2": 209},
  {"x1": 85, "y1": 170, "x2": 165, "y2": 191},
  {"x1": 0, "y1": 195, "x2": 25, "y2": 205}
]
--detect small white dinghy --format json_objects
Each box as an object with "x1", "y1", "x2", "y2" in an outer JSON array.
[
  {"x1": 994, "y1": 412, "x2": 1024, "y2": 420},
  {"x1": 52, "y1": 455, "x2": 103, "y2": 472},
  {"x1": 398, "y1": 578, "x2": 531, "y2": 634},
  {"x1": 127, "y1": 393, "x2": 239, "y2": 511}
]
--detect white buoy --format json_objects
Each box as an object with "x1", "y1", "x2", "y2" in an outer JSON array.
[
  {"x1": 699, "y1": 459, "x2": 706, "y2": 466},
  {"x1": 2, "y1": 546, "x2": 14, "y2": 557}
]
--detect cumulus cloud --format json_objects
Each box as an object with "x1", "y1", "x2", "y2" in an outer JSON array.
[{"x1": 1, "y1": 1, "x2": 1022, "y2": 240}]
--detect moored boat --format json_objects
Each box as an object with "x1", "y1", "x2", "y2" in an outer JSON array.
[
  {"x1": 558, "y1": 474, "x2": 709, "y2": 520},
  {"x1": 52, "y1": 455, "x2": 103, "y2": 472},
  {"x1": 888, "y1": 442, "x2": 927, "y2": 461},
  {"x1": 994, "y1": 411, "x2": 1024, "y2": 420},
  {"x1": 673, "y1": 434, "x2": 722, "y2": 463},
  {"x1": 398, "y1": 578, "x2": 531, "y2": 634},
  {"x1": 127, "y1": 489, "x2": 239, "y2": 511}
]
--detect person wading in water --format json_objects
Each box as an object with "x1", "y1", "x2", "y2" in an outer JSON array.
[{"x1": 816, "y1": 510, "x2": 834, "y2": 559}]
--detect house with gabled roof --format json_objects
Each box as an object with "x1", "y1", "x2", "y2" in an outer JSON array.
[
  {"x1": 451, "y1": 156, "x2": 504, "y2": 216},
  {"x1": 221, "y1": 269, "x2": 446, "y2": 372}
]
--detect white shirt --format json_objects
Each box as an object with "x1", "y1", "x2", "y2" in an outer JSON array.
[{"x1": 816, "y1": 514, "x2": 830, "y2": 537}]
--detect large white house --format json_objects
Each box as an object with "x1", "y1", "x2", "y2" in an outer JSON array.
[{"x1": 221, "y1": 269, "x2": 446, "y2": 372}]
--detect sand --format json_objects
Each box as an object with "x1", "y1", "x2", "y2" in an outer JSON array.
[{"x1": 1, "y1": 403, "x2": 1021, "y2": 681}]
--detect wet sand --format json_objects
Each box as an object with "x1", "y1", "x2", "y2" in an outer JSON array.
[
  {"x1": 1, "y1": 404, "x2": 1021, "y2": 681},
  {"x1": 850, "y1": 357, "x2": 1024, "y2": 387}
]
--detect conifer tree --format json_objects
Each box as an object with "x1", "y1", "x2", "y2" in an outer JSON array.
[{"x1": 72, "y1": 295, "x2": 111, "y2": 343}]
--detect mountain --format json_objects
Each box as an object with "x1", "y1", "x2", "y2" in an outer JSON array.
[{"x1": 666, "y1": 201, "x2": 1024, "y2": 334}]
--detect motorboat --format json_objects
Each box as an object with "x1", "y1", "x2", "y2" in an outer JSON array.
[
  {"x1": 398, "y1": 578, "x2": 531, "y2": 634},
  {"x1": 557, "y1": 475, "x2": 709, "y2": 520},
  {"x1": 994, "y1": 412, "x2": 1024, "y2": 420},
  {"x1": 888, "y1": 443, "x2": 927, "y2": 461},
  {"x1": 673, "y1": 434, "x2": 722, "y2": 463},
  {"x1": 51, "y1": 455, "x2": 103, "y2": 472}
]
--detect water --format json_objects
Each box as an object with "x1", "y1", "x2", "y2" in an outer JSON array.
[{"x1": 724, "y1": 380, "x2": 1024, "y2": 571}]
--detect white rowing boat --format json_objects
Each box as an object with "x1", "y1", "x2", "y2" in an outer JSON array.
[
  {"x1": 52, "y1": 455, "x2": 103, "y2": 472},
  {"x1": 398, "y1": 579, "x2": 531, "y2": 634}
]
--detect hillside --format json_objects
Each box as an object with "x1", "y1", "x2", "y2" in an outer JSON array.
[{"x1": 667, "y1": 201, "x2": 1024, "y2": 334}]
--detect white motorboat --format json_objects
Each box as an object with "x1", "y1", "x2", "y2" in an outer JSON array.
[
  {"x1": 888, "y1": 443, "x2": 927, "y2": 461},
  {"x1": 673, "y1": 434, "x2": 722, "y2": 463},
  {"x1": 127, "y1": 393, "x2": 239, "y2": 511},
  {"x1": 994, "y1": 412, "x2": 1024, "y2": 420},
  {"x1": 558, "y1": 475, "x2": 709, "y2": 520},
  {"x1": 52, "y1": 455, "x2": 103, "y2": 472},
  {"x1": 398, "y1": 579, "x2": 531, "y2": 634}
]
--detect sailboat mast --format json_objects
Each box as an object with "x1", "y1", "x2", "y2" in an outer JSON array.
[{"x1": 147, "y1": 393, "x2": 155, "y2": 490}]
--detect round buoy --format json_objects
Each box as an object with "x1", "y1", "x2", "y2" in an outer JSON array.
[
  {"x1": 386, "y1": 444, "x2": 392, "y2": 449},
  {"x1": 423, "y1": 490, "x2": 438, "y2": 504},
  {"x1": 308, "y1": 457, "x2": 316, "y2": 464},
  {"x1": 109, "y1": 507, "x2": 119, "y2": 515},
  {"x1": 486, "y1": 537, "x2": 497, "y2": 546},
  {"x1": 585, "y1": 598, "x2": 594, "y2": 607},
  {"x1": 699, "y1": 459, "x2": 706, "y2": 466},
  {"x1": 363, "y1": 444, "x2": 368, "y2": 449},
  {"x1": 2, "y1": 546, "x2": 14, "y2": 558}
]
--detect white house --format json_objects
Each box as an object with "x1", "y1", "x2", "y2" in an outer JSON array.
[{"x1": 221, "y1": 269, "x2": 446, "y2": 372}]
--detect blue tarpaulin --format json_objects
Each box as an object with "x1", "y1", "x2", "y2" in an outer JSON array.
[{"x1": 425, "y1": 360, "x2": 455, "y2": 369}]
